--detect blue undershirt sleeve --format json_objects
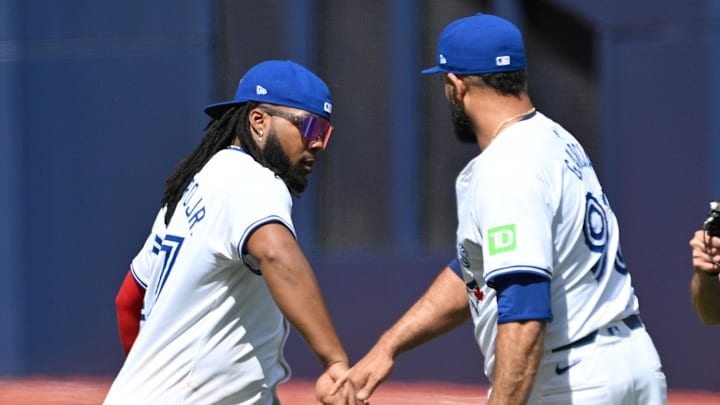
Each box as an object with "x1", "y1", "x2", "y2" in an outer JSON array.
[
  {"x1": 448, "y1": 258, "x2": 462, "y2": 279},
  {"x1": 493, "y1": 273, "x2": 553, "y2": 324}
]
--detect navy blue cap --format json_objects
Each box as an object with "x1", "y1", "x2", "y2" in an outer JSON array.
[
  {"x1": 422, "y1": 13, "x2": 527, "y2": 75},
  {"x1": 204, "y1": 60, "x2": 333, "y2": 120}
]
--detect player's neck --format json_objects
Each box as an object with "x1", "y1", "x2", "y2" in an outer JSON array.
[{"x1": 471, "y1": 93, "x2": 533, "y2": 150}]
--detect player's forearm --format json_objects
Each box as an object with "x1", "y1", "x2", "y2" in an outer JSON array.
[
  {"x1": 489, "y1": 320, "x2": 545, "y2": 405},
  {"x1": 262, "y1": 253, "x2": 348, "y2": 367},
  {"x1": 378, "y1": 267, "x2": 470, "y2": 357},
  {"x1": 691, "y1": 270, "x2": 720, "y2": 324},
  {"x1": 248, "y1": 224, "x2": 349, "y2": 367}
]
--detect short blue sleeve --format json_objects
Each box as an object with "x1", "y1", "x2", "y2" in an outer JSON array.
[
  {"x1": 448, "y1": 258, "x2": 462, "y2": 279},
  {"x1": 494, "y1": 273, "x2": 553, "y2": 324}
]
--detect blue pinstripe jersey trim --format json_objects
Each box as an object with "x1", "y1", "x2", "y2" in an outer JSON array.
[
  {"x1": 130, "y1": 264, "x2": 148, "y2": 289},
  {"x1": 227, "y1": 145, "x2": 246, "y2": 153},
  {"x1": 485, "y1": 265, "x2": 552, "y2": 282},
  {"x1": 237, "y1": 215, "x2": 296, "y2": 257}
]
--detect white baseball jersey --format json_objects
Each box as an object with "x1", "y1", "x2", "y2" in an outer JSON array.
[
  {"x1": 455, "y1": 112, "x2": 640, "y2": 381},
  {"x1": 104, "y1": 147, "x2": 294, "y2": 405}
]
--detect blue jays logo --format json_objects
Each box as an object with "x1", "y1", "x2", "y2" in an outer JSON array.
[{"x1": 466, "y1": 279, "x2": 485, "y2": 302}]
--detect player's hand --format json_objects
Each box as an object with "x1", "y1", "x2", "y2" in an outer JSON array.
[
  {"x1": 315, "y1": 362, "x2": 365, "y2": 405},
  {"x1": 345, "y1": 343, "x2": 396, "y2": 402},
  {"x1": 691, "y1": 230, "x2": 720, "y2": 274}
]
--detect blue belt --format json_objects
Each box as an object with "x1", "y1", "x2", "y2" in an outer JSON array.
[{"x1": 551, "y1": 314, "x2": 643, "y2": 353}]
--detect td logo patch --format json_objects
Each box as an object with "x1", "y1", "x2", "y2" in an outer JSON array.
[{"x1": 487, "y1": 224, "x2": 516, "y2": 255}]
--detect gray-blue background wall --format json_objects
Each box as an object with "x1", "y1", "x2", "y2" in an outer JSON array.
[{"x1": 1, "y1": 0, "x2": 718, "y2": 392}]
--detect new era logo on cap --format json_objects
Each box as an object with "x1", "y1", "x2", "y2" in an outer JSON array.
[
  {"x1": 256, "y1": 85, "x2": 268, "y2": 95},
  {"x1": 323, "y1": 102, "x2": 332, "y2": 114},
  {"x1": 439, "y1": 54, "x2": 447, "y2": 65},
  {"x1": 496, "y1": 56, "x2": 511, "y2": 66}
]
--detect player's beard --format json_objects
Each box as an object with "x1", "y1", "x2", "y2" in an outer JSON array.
[
  {"x1": 448, "y1": 95, "x2": 476, "y2": 144},
  {"x1": 262, "y1": 129, "x2": 309, "y2": 197}
]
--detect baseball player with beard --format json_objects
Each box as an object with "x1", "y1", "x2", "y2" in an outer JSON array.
[
  {"x1": 105, "y1": 60, "x2": 361, "y2": 405},
  {"x1": 336, "y1": 13, "x2": 667, "y2": 405}
]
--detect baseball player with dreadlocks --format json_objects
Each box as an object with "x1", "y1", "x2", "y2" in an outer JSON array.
[
  {"x1": 105, "y1": 60, "x2": 361, "y2": 405},
  {"x1": 336, "y1": 13, "x2": 667, "y2": 405}
]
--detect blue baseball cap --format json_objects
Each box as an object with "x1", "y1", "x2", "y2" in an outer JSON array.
[
  {"x1": 422, "y1": 13, "x2": 527, "y2": 75},
  {"x1": 204, "y1": 60, "x2": 333, "y2": 120}
]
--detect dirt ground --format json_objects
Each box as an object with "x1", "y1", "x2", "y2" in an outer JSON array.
[{"x1": 1, "y1": 377, "x2": 719, "y2": 404}]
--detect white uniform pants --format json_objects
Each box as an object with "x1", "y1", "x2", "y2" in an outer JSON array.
[{"x1": 527, "y1": 318, "x2": 667, "y2": 404}]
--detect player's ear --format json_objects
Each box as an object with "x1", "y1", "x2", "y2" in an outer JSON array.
[
  {"x1": 445, "y1": 73, "x2": 466, "y2": 102},
  {"x1": 248, "y1": 107, "x2": 267, "y2": 136}
]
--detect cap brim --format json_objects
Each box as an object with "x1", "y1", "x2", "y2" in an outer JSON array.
[
  {"x1": 203, "y1": 100, "x2": 242, "y2": 119},
  {"x1": 421, "y1": 66, "x2": 444, "y2": 74}
]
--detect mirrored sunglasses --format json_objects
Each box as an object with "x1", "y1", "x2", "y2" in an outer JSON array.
[{"x1": 258, "y1": 106, "x2": 333, "y2": 148}]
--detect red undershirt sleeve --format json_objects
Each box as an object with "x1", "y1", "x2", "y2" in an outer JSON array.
[{"x1": 115, "y1": 270, "x2": 146, "y2": 355}]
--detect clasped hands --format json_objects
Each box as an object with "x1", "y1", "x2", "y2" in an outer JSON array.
[{"x1": 315, "y1": 347, "x2": 394, "y2": 405}]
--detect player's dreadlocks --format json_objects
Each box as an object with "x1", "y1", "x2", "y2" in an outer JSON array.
[{"x1": 160, "y1": 101, "x2": 260, "y2": 225}]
